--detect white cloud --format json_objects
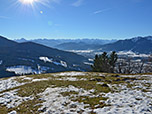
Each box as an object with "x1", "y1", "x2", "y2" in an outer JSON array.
[
  {"x1": 72, "y1": 0, "x2": 84, "y2": 7},
  {"x1": 93, "y1": 8, "x2": 111, "y2": 14}
]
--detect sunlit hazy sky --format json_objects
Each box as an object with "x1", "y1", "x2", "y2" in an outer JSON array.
[{"x1": 0, "y1": 0, "x2": 152, "y2": 40}]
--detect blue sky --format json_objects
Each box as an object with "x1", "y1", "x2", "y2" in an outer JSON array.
[{"x1": 0, "y1": 0, "x2": 152, "y2": 40}]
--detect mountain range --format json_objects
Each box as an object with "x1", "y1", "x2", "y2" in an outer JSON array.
[
  {"x1": 0, "y1": 36, "x2": 90, "y2": 78},
  {"x1": 15, "y1": 36, "x2": 152, "y2": 54},
  {"x1": 54, "y1": 42, "x2": 100, "y2": 50},
  {"x1": 99, "y1": 36, "x2": 152, "y2": 54},
  {"x1": 14, "y1": 38, "x2": 116, "y2": 49},
  {"x1": 1, "y1": 35, "x2": 152, "y2": 78}
]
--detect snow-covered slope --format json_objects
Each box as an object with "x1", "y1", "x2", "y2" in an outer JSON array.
[
  {"x1": 0, "y1": 72, "x2": 152, "y2": 114},
  {"x1": 99, "y1": 36, "x2": 152, "y2": 54}
]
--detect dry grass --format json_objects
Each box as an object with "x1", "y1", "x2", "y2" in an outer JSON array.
[{"x1": 0, "y1": 71, "x2": 151, "y2": 113}]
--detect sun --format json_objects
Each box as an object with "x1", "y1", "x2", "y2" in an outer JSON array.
[{"x1": 19, "y1": 0, "x2": 36, "y2": 4}]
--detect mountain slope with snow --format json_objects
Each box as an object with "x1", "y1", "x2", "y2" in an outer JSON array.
[
  {"x1": 0, "y1": 72, "x2": 152, "y2": 114},
  {"x1": 100, "y1": 36, "x2": 152, "y2": 54},
  {"x1": 0, "y1": 36, "x2": 90, "y2": 78}
]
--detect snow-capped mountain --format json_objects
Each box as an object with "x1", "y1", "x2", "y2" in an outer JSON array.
[
  {"x1": 99, "y1": 36, "x2": 152, "y2": 54},
  {"x1": 14, "y1": 38, "x2": 117, "y2": 49},
  {"x1": 0, "y1": 36, "x2": 90, "y2": 78}
]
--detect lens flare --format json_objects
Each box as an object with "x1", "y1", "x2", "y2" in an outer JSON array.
[
  {"x1": 19, "y1": 0, "x2": 36, "y2": 4},
  {"x1": 16, "y1": 0, "x2": 51, "y2": 14}
]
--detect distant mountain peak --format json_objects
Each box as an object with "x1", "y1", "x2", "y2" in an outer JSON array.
[
  {"x1": 14, "y1": 38, "x2": 28, "y2": 43},
  {"x1": 131, "y1": 37, "x2": 142, "y2": 42},
  {"x1": 131, "y1": 36, "x2": 152, "y2": 42}
]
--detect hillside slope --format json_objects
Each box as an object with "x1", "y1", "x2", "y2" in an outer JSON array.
[
  {"x1": 0, "y1": 36, "x2": 17, "y2": 47},
  {"x1": 100, "y1": 36, "x2": 152, "y2": 54},
  {"x1": 0, "y1": 36, "x2": 90, "y2": 78},
  {"x1": 0, "y1": 72, "x2": 152, "y2": 114}
]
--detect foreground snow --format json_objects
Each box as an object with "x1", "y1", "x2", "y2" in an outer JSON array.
[
  {"x1": 0, "y1": 72, "x2": 152, "y2": 114},
  {"x1": 0, "y1": 89, "x2": 33, "y2": 108},
  {"x1": 96, "y1": 86, "x2": 152, "y2": 114},
  {"x1": 38, "y1": 74, "x2": 152, "y2": 114},
  {"x1": 38, "y1": 85, "x2": 92, "y2": 114},
  {"x1": 53, "y1": 72, "x2": 86, "y2": 76},
  {"x1": 0, "y1": 77, "x2": 24, "y2": 92}
]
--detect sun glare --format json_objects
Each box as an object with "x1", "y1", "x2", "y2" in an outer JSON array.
[{"x1": 19, "y1": 0, "x2": 36, "y2": 4}]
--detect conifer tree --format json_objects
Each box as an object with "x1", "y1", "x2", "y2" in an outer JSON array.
[
  {"x1": 91, "y1": 54, "x2": 101, "y2": 72},
  {"x1": 92, "y1": 51, "x2": 118, "y2": 73},
  {"x1": 109, "y1": 51, "x2": 118, "y2": 73}
]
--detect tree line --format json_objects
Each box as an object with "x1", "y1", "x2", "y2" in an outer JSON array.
[
  {"x1": 91, "y1": 51, "x2": 117, "y2": 73},
  {"x1": 91, "y1": 51, "x2": 152, "y2": 74}
]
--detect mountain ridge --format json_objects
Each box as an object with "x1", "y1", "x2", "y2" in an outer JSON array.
[
  {"x1": 0, "y1": 36, "x2": 90, "y2": 78},
  {"x1": 99, "y1": 36, "x2": 152, "y2": 54},
  {"x1": 14, "y1": 38, "x2": 117, "y2": 48}
]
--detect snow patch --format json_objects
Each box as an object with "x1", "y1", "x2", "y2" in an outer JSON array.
[
  {"x1": 39, "y1": 57, "x2": 67, "y2": 67},
  {"x1": 60, "y1": 61, "x2": 67, "y2": 67},
  {"x1": 88, "y1": 58, "x2": 94, "y2": 62},
  {"x1": 8, "y1": 110, "x2": 17, "y2": 114},
  {"x1": 32, "y1": 78, "x2": 49, "y2": 82},
  {"x1": 67, "y1": 50, "x2": 93, "y2": 53},
  {"x1": 39, "y1": 57, "x2": 53, "y2": 63},
  {"x1": 0, "y1": 77, "x2": 25, "y2": 92},
  {"x1": 38, "y1": 86, "x2": 92, "y2": 114},
  {"x1": 53, "y1": 72, "x2": 86, "y2": 77},
  {"x1": 100, "y1": 89, "x2": 152, "y2": 114},
  {"x1": 96, "y1": 75, "x2": 152, "y2": 114},
  {"x1": 6, "y1": 65, "x2": 49, "y2": 75},
  {"x1": 6, "y1": 66, "x2": 38, "y2": 75},
  {"x1": 0, "y1": 89, "x2": 33, "y2": 108},
  {"x1": 84, "y1": 62, "x2": 93, "y2": 65},
  {"x1": 0, "y1": 60, "x2": 2, "y2": 65},
  {"x1": 56, "y1": 77, "x2": 87, "y2": 81},
  {"x1": 21, "y1": 77, "x2": 33, "y2": 80},
  {"x1": 117, "y1": 51, "x2": 150, "y2": 57}
]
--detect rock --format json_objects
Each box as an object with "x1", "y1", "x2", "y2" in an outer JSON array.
[
  {"x1": 38, "y1": 107, "x2": 47, "y2": 112},
  {"x1": 89, "y1": 89, "x2": 95, "y2": 93},
  {"x1": 70, "y1": 109, "x2": 76, "y2": 112},
  {"x1": 90, "y1": 78, "x2": 102, "y2": 82},
  {"x1": 77, "y1": 109, "x2": 84, "y2": 113},
  {"x1": 122, "y1": 78, "x2": 136, "y2": 81},
  {"x1": 115, "y1": 79, "x2": 121, "y2": 81},
  {"x1": 112, "y1": 75, "x2": 120, "y2": 78},
  {"x1": 70, "y1": 104, "x2": 77, "y2": 108},
  {"x1": 101, "y1": 84, "x2": 109, "y2": 87}
]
